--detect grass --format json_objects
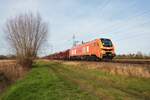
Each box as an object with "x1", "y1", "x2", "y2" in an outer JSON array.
[
  {"x1": 0, "y1": 60, "x2": 150, "y2": 100},
  {"x1": 50, "y1": 62, "x2": 150, "y2": 100},
  {"x1": 0, "y1": 60, "x2": 25, "y2": 82},
  {"x1": 0, "y1": 61, "x2": 99, "y2": 100},
  {"x1": 0, "y1": 60, "x2": 20, "y2": 94}
]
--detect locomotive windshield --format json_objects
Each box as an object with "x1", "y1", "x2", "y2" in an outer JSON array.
[{"x1": 101, "y1": 38, "x2": 113, "y2": 47}]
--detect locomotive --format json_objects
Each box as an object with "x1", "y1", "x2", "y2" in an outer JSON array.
[{"x1": 45, "y1": 38, "x2": 115, "y2": 60}]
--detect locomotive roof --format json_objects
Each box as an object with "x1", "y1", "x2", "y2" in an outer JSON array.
[{"x1": 71, "y1": 38, "x2": 111, "y2": 49}]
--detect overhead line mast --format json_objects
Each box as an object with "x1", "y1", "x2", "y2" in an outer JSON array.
[
  {"x1": 72, "y1": 34, "x2": 76, "y2": 47},
  {"x1": 72, "y1": 34, "x2": 79, "y2": 47}
]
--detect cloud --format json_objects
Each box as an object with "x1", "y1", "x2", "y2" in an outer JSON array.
[{"x1": 0, "y1": 0, "x2": 150, "y2": 55}]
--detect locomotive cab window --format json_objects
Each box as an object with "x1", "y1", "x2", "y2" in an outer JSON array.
[{"x1": 101, "y1": 38, "x2": 113, "y2": 47}]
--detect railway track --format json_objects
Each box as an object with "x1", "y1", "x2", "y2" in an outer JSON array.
[
  {"x1": 63, "y1": 59, "x2": 150, "y2": 65},
  {"x1": 45, "y1": 58, "x2": 150, "y2": 65},
  {"x1": 108, "y1": 60, "x2": 150, "y2": 65}
]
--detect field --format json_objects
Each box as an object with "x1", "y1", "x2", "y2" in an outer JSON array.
[{"x1": 0, "y1": 60, "x2": 150, "y2": 100}]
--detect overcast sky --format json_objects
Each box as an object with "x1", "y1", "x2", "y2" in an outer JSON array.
[{"x1": 0, "y1": 0, "x2": 150, "y2": 56}]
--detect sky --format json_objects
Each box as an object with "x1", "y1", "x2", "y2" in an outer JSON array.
[{"x1": 0, "y1": 0, "x2": 150, "y2": 56}]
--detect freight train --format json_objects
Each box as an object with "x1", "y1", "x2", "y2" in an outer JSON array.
[{"x1": 45, "y1": 38, "x2": 115, "y2": 61}]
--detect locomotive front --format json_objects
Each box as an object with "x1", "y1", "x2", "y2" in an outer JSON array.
[{"x1": 100, "y1": 38, "x2": 115, "y2": 59}]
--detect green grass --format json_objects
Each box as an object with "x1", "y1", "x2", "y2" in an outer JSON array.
[
  {"x1": 49, "y1": 62, "x2": 150, "y2": 100},
  {"x1": 1, "y1": 61, "x2": 150, "y2": 100},
  {"x1": 0, "y1": 61, "x2": 99, "y2": 100}
]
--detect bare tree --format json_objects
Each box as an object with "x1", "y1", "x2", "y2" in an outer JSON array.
[{"x1": 4, "y1": 13, "x2": 48, "y2": 68}]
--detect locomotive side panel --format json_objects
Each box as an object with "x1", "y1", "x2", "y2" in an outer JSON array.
[
  {"x1": 69, "y1": 39, "x2": 101, "y2": 60},
  {"x1": 69, "y1": 38, "x2": 115, "y2": 60}
]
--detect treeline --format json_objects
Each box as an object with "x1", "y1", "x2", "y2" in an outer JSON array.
[
  {"x1": 116, "y1": 52, "x2": 150, "y2": 59},
  {"x1": 0, "y1": 55, "x2": 41, "y2": 60},
  {"x1": 0, "y1": 55, "x2": 16, "y2": 60}
]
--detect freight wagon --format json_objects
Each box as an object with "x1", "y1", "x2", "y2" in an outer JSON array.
[{"x1": 44, "y1": 50, "x2": 69, "y2": 60}]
